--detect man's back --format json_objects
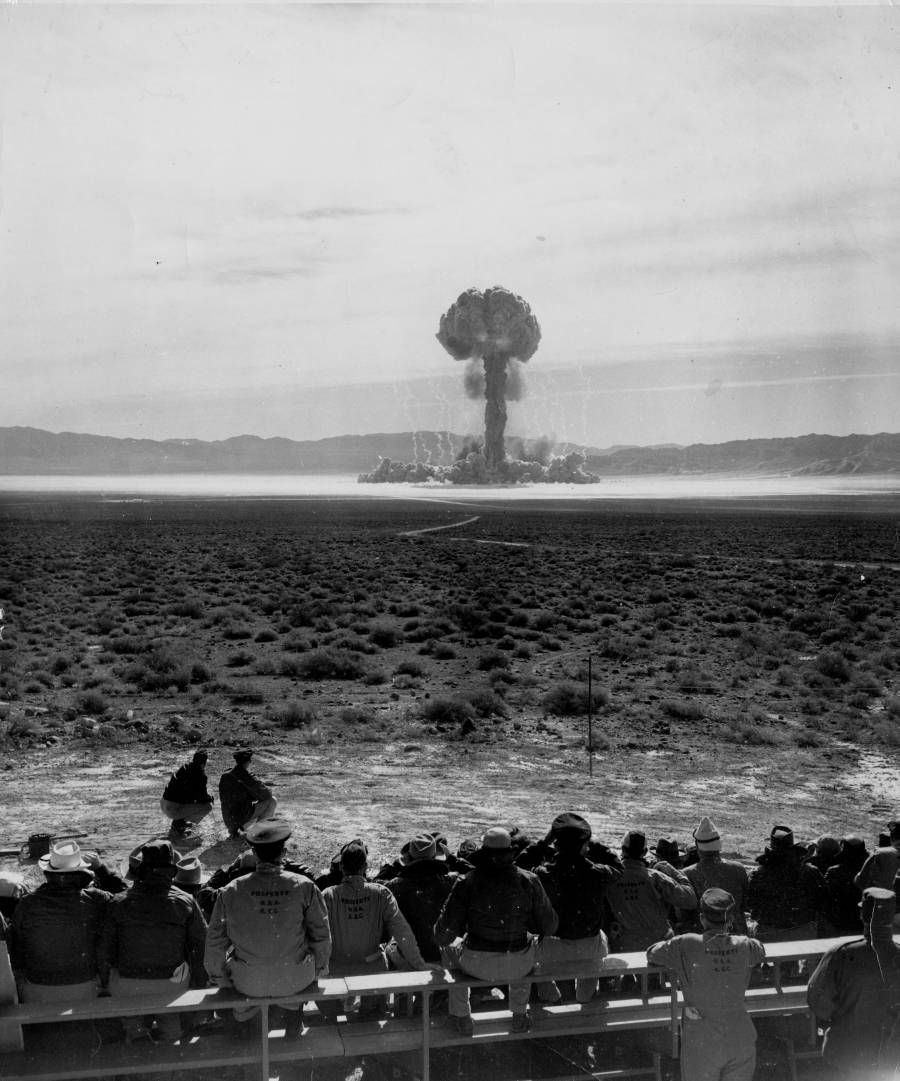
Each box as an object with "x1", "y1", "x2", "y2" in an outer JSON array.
[
  {"x1": 384, "y1": 860, "x2": 455, "y2": 962},
  {"x1": 605, "y1": 858, "x2": 694, "y2": 951},
  {"x1": 11, "y1": 882, "x2": 109, "y2": 985},
  {"x1": 686, "y1": 855, "x2": 750, "y2": 933},
  {"x1": 102, "y1": 880, "x2": 206, "y2": 981},
  {"x1": 537, "y1": 852, "x2": 615, "y2": 939},
  {"x1": 648, "y1": 931, "x2": 764, "y2": 1012}
]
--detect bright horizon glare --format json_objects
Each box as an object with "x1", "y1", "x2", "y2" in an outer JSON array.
[{"x1": 1, "y1": 4, "x2": 899, "y2": 448}]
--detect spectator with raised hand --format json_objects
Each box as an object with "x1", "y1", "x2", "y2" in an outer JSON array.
[
  {"x1": 534, "y1": 812, "x2": 619, "y2": 1005},
  {"x1": 434, "y1": 826, "x2": 558, "y2": 1035},
  {"x1": 747, "y1": 825, "x2": 825, "y2": 942},
  {"x1": 603, "y1": 830, "x2": 697, "y2": 953}
]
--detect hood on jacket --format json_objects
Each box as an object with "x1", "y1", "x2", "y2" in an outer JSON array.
[{"x1": 470, "y1": 847, "x2": 517, "y2": 873}]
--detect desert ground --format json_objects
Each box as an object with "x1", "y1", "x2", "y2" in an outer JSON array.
[
  {"x1": 1, "y1": 489, "x2": 898, "y2": 1079},
  {"x1": 0, "y1": 490, "x2": 897, "y2": 881}
]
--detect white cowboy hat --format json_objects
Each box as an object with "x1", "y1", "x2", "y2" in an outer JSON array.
[{"x1": 39, "y1": 840, "x2": 90, "y2": 873}]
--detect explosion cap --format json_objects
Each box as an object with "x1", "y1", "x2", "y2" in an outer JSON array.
[
  {"x1": 245, "y1": 818, "x2": 292, "y2": 845},
  {"x1": 700, "y1": 888, "x2": 734, "y2": 924}
]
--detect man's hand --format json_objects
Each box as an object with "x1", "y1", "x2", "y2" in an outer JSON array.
[
  {"x1": 214, "y1": 975, "x2": 235, "y2": 990},
  {"x1": 315, "y1": 966, "x2": 329, "y2": 980}
]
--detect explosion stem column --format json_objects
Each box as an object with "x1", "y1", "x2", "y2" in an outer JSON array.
[{"x1": 482, "y1": 352, "x2": 509, "y2": 470}]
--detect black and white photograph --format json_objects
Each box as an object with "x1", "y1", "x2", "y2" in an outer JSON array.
[{"x1": 0, "y1": 2, "x2": 898, "y2": 1079}]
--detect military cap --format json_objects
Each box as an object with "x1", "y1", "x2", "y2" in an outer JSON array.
[
  {"x1": 244, "y1": 818, "x2": 292, "y2": 844},
  {"x1": 700, "y1": 888, "x2": 734, "y2": 923},
  {"x1": 481, "y1": 826, "x2": 512, "y2": 850}
]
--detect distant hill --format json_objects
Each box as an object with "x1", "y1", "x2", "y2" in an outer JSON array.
[{"x1": 0, "y1": 426, "x2": 898, "y2": 476}]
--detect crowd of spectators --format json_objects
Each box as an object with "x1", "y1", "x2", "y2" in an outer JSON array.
[{"x1": 2, "y1": 796, "x2": 900, "y2": 1081}]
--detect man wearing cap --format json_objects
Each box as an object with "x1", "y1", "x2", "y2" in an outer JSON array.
[
  {"x1": 603, "y1": 830, "x2": 697, "y2": 953},
  {"x1": 98, "y1": 840, "x2": 207, "y2": 1043},
  {"x1": 648, "y1": 888, "x2": 765, "y2": 1081},
  {"x1": 434, "y1": 825, "x2": 558, "y2": 1034},
  {"x1": 321, "y1": 840, "x2": 433, "y2": 1021},
  {"x1": 161, "y1": 750, "x2": 215, "y2": 838},
  {"x1": 383, "y1": 834, "x2": 458, "y2": 966},
  {"x1": 533, "y1": 812, "x2": 621, "y2": 1005},
  {"x1": 853, "y1": 819, "x2": 900, "y2": 893},
  {"x1": 808, "y1": 885, "x2": 900, "y2": 1079},
  {"x1": 205, "y1": 818, "x2": 330, "y2": 1039},
  {"x1": 685, "y1": 817, "x2": 750, "y2": 934},
  {"x1": 822, "y1": 836, "x2": 869, "y2": 934},
  {"x1": 9, "y1": 841, "x2": 111, "y2": 1004},
  {"x1": 746, "y1": 825, "x2": 825, "y2": 942},
  {"x1": 218, "y1": 749, "x2": 277, "y2": 838}
]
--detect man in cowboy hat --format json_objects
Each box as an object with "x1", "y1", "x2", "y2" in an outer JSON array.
[
  {"x1": 383, "y1": 834, "x2": 458, "y2": 966},
  {"x1": 648, "y1": 889, "x2": 765, "y2": 1081},
  {"x1": 161, "y1": 750, "x2": 215, "y2": 838},
  {"x1": 434, "y1": 825, "x2": 558, "y2": 1034},
  {"x1": 685, "y1": 817, "x2": 750, "y2": 934},
  {"x1": 173, "y1": 856, "x2": 218, "y2": 921},
  {"x1": 98, "y1": 840, "x2": 207, "y2": 1043},
  {"x1": 533, "y1": 812, "x2": 620, "y2": 1005},
  {"x1": 9, "y1": 841, "x2": 111, "y2": 1004},
  {"x1": 746, "y1": 825, "x2": 825, "y2": 941},
  {"x1": 205, "y1": 818, "x2": 330, "y2": 1040},
  {"x1": 808, "y1": 885, "x2": 900, "y2": 1079},
  {"x1": 218, "y1": 749, "x2": 277, "y2": 838}
]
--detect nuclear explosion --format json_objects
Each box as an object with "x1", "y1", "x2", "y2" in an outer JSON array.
[{"x1": 359, "y1": 286, "x2": 598, "y2": 485}]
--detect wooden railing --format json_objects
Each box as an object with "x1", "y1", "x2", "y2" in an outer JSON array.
[{"x1": 0, "y1": 936, "x2": 857, "y2": 1081}]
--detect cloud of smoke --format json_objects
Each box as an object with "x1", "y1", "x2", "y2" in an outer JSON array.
[
  {"x1": 464, "y1": 361, "x2": 485, "y2": 400},
  {"x1": 505, "y1": 360, "x2": 524, "y2": 402}
]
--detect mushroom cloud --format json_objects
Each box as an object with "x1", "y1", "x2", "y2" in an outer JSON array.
[{"x1": 436, "y1": 286, "x2": 542, "y2": 470}]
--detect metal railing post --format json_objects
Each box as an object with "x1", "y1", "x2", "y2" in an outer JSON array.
[
  {"x1": 422, "y1": 982, "x2": 431, "y2": 1081},
  {"x1": 260, "y1": 1000, "x2": 270, "y2": 1081}
]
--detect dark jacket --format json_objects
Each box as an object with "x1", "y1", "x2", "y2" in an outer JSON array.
[
  {"x1": 384, "y1": 859, "x2": 457, "y2": 962},
  {"x1": 163, "y1": 760, "x2": 213, "y2": 805},
  {"x1": 747, "y1": 846, "x2": 825, "y2": 932},
  {"x1": 98, "y1": 870, "x2": 208, "y2": 987},
  {"x1": 434, "y1": 848, "x2": 558, "y2": 953},
  {"x1": 824, "y1": 858, "x2": 867, "y2": 935},
  {"x1": 218, "y1": 765, "x2": 271, "y2": 833},
  {"x1": 537, "y1": 851, "x2": 619, "y2": 939},
  {"x1": 516, "y1": 837, "x2": 623, "y2": 874},
  {"x1": 10, "y1": 876, "x2": 110, "y2": 985},
  {"x1": 808, "y1": 896, "x2": 900, "y2": 1076}
]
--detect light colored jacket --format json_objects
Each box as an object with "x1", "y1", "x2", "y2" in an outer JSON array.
[
  {"x1": 324, "y1": 875, "x2": 427, "y2": 974},
  {"x1": 205, "y1": 863, "x2": 330, "y2": 997},
  {"x1": 604, "y1": 858, "x2": 697, "y2": 952}
]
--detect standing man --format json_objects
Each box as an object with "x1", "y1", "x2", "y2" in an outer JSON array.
[
  {"x1": 205, "y1": 819, "x2": 330, "y2": 1040},
  {"x1": 807, "y1": 885, "x2": 900, "y2": 1079},
  {"x1": 161, "y1": 750, "x2": 215, "y2": 838},
  {"x1": 218, "y1": 749, "x2": 277, "y2": 838},
  {"x1": 434, "y1": 826, "x2": 558, "y2": 1035},
  {"x1": 746, "y1": 825, "x2": 825, "y2": 942},
  {"x1": 648, "y1": 888, "x2": 765, "y2": 1081}
]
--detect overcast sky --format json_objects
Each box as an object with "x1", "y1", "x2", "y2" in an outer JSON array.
[{"x1": 1, "y1": 3, "x2": 898, "y2": 448}]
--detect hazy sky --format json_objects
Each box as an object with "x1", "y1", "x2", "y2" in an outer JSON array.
[{"x1": 1, "y1": 3, "x2": 898, "y2": 448}]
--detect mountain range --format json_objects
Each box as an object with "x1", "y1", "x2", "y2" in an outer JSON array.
[{"x1": 0, "y1": 426, "x2": 898, "y2": 476}]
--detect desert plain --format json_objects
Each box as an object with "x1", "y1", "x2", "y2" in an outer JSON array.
[{"x1": 0, "y1": 488, "x2": 897, "y2": 881}]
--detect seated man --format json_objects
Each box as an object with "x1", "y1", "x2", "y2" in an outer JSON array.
[
  {"x1": 434, "y1": 826, "x2": 558, "y2": 1035},
  {"x1": 322, "y1": 840, "x2": 432, "y2": 1020},
  {"x1": 205, "y1": 819, "x2": 330, "y2": 1039},
  {"x1": 9, "y1": 842, "x2": 110, "y2": 1004},
  {"x1": 218, "y1": 749, "x2": 277, "y2": 838},
  {"x1": 534, "y1": 812, "x2": 619, "y2": 1004},
  {"x1": 99, "y1": 840, "x2": 207, "y2": 1044},
  {"x1": 161, "y1": 750, "x2": 215, "y2": 838}
]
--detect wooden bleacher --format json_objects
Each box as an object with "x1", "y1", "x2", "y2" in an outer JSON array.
[{"x1": 0, "y1": 938, "x2": 854, "y2": 1081}]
